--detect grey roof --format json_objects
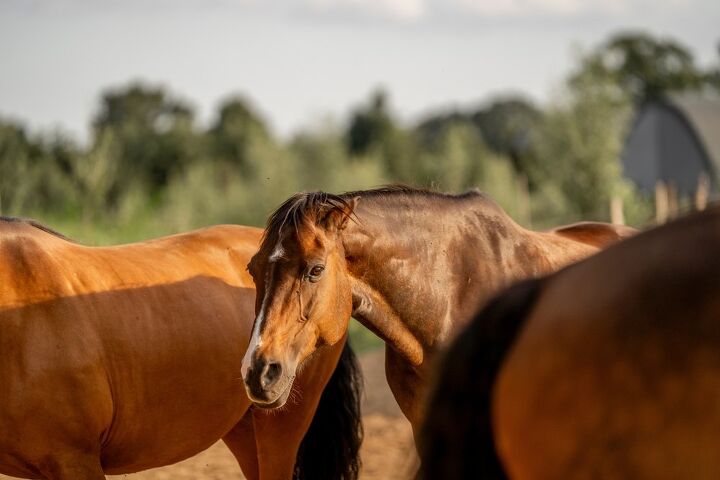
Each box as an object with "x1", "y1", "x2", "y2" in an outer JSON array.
[
  {"x1": 622, "y1": 91, "x2": 720, "y2": 194},
  {"x1": 669, "y1": 92, "x2": 720, "y2": 175}
]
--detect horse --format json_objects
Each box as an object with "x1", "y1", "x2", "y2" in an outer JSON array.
[
  {"x1": 419, "y1": 205, "x2": 720, "y2": 479},
  {"x1": 240, "y1": 186, "x2": 635, "y2": 442},
  {"x1": 0, "y1": 217, "x2": 361, "y2": 480}
]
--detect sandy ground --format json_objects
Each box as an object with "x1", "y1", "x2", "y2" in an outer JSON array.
[{"x1": 1, "y1": 349, "x2": 417, "y2": 480}]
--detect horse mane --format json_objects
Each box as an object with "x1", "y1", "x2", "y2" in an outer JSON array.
[
  {"x1": 0, "y1": 216, "x2": 75, "y2": 242},
  {"x1": 260, "y1": 185, "x2": 486, "y2": 251}
]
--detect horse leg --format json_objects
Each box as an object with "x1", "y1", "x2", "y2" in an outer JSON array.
[
  {"x1": 37, "y1": 453, "x2": 104, "y2": 480},
  {"x1": 385, "y1": 346, "x2": 426, "y2": 441},
  {"x1": 253, "y1": 340, "x2": 347, "y2": 480},
  {"x1": 223, "y1": 409, "x2": 260, "y2": 480}
]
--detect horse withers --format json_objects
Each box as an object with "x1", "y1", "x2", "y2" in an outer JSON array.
[
  {"x1": 0, "y1": 218, "x2": 361, "y2": 480},
  {"x1": 241, "y1": 186, "x2": 634, "y2": 443},
  {"x1": 421, "y1": 206, "x2": 720, "y2": 479}
]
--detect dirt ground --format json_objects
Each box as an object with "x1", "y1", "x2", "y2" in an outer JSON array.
[{"x1": 1, "y1": 349, "x2": 417, "y2": 480}]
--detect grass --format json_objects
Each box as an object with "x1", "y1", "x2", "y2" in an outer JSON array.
[{"x1": 349, "y1": 319, "x2": 384, "y2": 353}]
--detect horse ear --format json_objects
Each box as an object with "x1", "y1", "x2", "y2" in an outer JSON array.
[{"x1": 323, "y1": 196, "x2": 360, "y2": 231}]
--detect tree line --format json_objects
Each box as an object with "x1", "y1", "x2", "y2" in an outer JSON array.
[{"x1": 1, "y1": 31, "x2": 718, "y2": 243}]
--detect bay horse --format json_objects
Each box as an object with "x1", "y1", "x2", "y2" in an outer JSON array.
[
  {"x1": 420, "y1": 205, "x2": 720, "y2": 479},
  {"x1": 0, "y1": 217, "x2": 361, "y2": 480},
  {"x1": 241, "y1": 186, "x2": 635, "y2": 442}
]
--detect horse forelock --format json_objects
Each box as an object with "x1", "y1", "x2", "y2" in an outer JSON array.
[{"x1": 259, "y1": 191, "x2": 353, "y2": 254}]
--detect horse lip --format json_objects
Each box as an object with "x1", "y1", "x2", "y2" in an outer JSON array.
[
  {"x1": 249, "y1": 375, "x2": 295, "y2": 409},
  {"x1": 252, "y1": 396, "x2": 286, "y2": 410}
]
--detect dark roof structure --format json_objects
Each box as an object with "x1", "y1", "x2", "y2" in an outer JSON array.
[{"x1": 622, "y1": 92, "x2": 720, "y2": 195}]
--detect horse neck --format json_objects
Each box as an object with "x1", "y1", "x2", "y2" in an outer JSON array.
[{"x1": 342, "y1": 196, "x2": 555, "y2": 366}]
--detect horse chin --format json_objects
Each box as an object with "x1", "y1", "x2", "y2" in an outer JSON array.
[{"x1": 251, "y1": 377, "x2": 294, "y2": 410}]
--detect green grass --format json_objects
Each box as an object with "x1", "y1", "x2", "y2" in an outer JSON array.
[{"x1": 348, "y1": 318, "x2": 384, "y2": 353}]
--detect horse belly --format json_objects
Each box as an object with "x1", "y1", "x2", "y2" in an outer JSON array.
[
  {"x1": 99, "y1": 319, "x2": 252, "y2": 472},
  {"x1": 101, "y1": 380, "x2": 249, "y2": 474}
]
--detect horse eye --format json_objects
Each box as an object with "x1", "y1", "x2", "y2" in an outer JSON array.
[{"x1": 308, "y1": 265, "x2": 325, "y2": 282}]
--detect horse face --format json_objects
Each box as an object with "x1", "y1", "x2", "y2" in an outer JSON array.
[{"x1": 241, "y1": 218, "x2": 353, "y2": 408}]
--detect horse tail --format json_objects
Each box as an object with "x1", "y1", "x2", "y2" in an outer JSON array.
[
  {"x1": 419, "y1": 279, "x2": 542, "y2": 480},
  {"x1": 294, "y1": 340, "x2": 363, "y2": 480}
]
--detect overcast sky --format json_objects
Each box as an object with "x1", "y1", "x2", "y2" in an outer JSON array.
[{"x1": 0, "y1": 0, "x2": 718, "y2": 141}]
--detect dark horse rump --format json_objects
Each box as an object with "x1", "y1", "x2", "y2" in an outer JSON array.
[{"x1": 421, "y1": 206, "x2": 720, "y2": 479}]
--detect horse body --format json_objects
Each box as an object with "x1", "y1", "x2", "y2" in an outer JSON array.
[
  {"x1": 242, "y1": 187, "x2": 633, "y2": 441},
  {"x1": 0, "y1": 223, "x2": 256, "y2": 477},
  {"x1": 343, "y1": 193, "x2": 603, "y2": 429},
  {"x1": 493, "y1": 207, "x2": 720, "y2": 479},
  {"x1": 0, "y1": 220, "x2": 360, "y2": 480}
]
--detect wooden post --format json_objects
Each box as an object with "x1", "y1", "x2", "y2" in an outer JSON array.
[
  {"x1": 667, "y1": 182, "x2": 679, "y2": 220},
  {"x1": 515, "y1": 173, "x2": 531, "y2": 228},
  {"x1": 695, "y1": 173, "x2": 710, "y2": 211},
  {"x1": 610, "y1": 195, "x2": 625, "y2": 225},
  {"x1": 655, "y1": 181, "x2": 668, "y2": 224}
]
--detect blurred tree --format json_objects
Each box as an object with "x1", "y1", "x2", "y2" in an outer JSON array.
[
  {"x1": 209, "y1": 96, "x2": 270, "y2": 175},
  {"x1": 471, "y1": 98, "x2": 542, "y2": 176},
  {"x1": 72, "y1": 129, "x2": 122, "y2": 221},
  {"x1": 576, "y1": 32, "x2": 719, "y2": 102},
  {"x1": 92, "y1": 82, "x2": 202, "y2": 190},
  {"x1": 416, "y1": 98, "x2": 542, "y2": 187},
  {"x1": 291, "y1": 130, "x2": 345, "y2": 190},
  {"x1": 534, "y1": 64, "x2": 633, "y2": 220},
  {"x1": 0, "y1": 120, "x2": 39, "y2": 214},
  {"x1": 346, "y1": 89, "x2": 396, "y2": 156},
  {"x1": 0, "y1": 121, "x2": 75, "y2": 215},
  {"x1": 413, "y1": 119, "x2": 489, "y2": 190}
]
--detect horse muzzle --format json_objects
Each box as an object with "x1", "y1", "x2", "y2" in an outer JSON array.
[{"x1": 242, "y1": 355, "x2": 294, "y2": 408}]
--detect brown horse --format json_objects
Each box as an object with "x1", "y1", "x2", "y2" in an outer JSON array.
[
  {"x1": 420, "y1": 205, "x2": 720, "y2": 479},
  {"x1": 241, "y1": 186, "x2": 634, "y2": 441},
  {"x1": 0, "y1": 217, "x2": 361, "y2": 480}
]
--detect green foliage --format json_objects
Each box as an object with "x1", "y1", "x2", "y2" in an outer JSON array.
[
  {"x1": 209, "y1": 96, "x2": 270, "y2": 175},
  {"x1": 11, "y1": 30, "x2": 701, "y2": 242},
  {"x1": 576, "y1": 31, "x2": 720, "y2": 102},
  {"x1": 93, "y1": 82, "x2": 202, "y2": 190},
  {"x1": 348, "y1": 319, "x2": 383, "y2": 352},
  {"x1": 0, "y1": 121, "x2": 76, "y2": 216},
  {"x1": 533, "y1": 69, "x2": 633, "y2": 220},
  {"x1": 414, "y1": 120, "x2": 487, "y2": 191},
  {"x1": 471, "y1": 98, "x2": 542, "y2": 175},
  {"x1": 345, "y1": 89, "x2": 396, "y2": 156}
]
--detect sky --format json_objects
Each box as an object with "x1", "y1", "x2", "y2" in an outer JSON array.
[{"x1": 0, "y1": 0, "x2": 718, "y2": 142}]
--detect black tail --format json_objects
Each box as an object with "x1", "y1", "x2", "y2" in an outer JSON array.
[
  {"x1": 419, "y1": 279, "x2": 542, "y2": 480},
  {"x1": 294, "y1": 340, "x2": 364, "y2": 480}
]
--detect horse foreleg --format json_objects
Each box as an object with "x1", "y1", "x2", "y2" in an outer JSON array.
[{"x1": 223, "y1": 409, "x2": 260, "y2": 480}]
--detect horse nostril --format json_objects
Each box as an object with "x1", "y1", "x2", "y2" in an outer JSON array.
[{"x1": 260, "y1": 361, "x2": 282, "y2": 390}]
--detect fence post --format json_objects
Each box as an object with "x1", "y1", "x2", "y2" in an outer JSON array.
[
  {"x1": 667, "y1": 182, "x2": 679, "y2": 220},
  {"x1": 515, "y1": 173, "x2": 531, "y2": 228},
  {"x1": 655, "y1": 181, "x2": 668, "y2": 224},
  {"x1": 695, "y1": 173, "x2": 710, "y2": 211},
  {"x1": 610, "y1": 195, "x2": 625, "y2": 225}
]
